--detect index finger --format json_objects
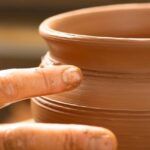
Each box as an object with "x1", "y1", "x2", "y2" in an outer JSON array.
[{"x1": 0, "y1": 65, "x2": 82, "y2": 108}]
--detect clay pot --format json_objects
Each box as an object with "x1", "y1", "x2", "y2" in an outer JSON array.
[{"x1": 31, "y1": 3, "x2": 150, "y2": 150}]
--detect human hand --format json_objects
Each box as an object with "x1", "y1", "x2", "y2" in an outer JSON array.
[{"x1": 0, "y1": 65, "x2": 117, "y2": 150}]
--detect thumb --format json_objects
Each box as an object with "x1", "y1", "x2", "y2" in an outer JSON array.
[
  {"x1": 0, "y1": 123, "x2": 117, "y2": 150},
  {"x1": 0, "y1": 65, "x2": 82, "y2": 107}
]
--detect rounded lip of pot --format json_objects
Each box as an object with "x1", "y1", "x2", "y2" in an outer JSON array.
[{"x1": 39, "y1": 3, "x2": 150, "y2": 44}]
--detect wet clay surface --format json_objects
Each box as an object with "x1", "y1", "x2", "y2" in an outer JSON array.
[{"x1": 32, "y1": 4, "x2": 150, "y2": 150}]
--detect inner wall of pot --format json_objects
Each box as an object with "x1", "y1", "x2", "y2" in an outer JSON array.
[{"x1": 50, "y1": 8, "x2": 150, "y2": 38}]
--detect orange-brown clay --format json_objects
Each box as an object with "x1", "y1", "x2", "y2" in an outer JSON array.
[{"x1": 32, "y1": 3, "x2": 150, "y2": 150}]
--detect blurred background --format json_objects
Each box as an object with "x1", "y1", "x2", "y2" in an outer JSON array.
[{"x1": 0, "y1": 0, "x2": 150, "y2": 123}]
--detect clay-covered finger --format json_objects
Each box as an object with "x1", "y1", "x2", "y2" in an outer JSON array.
[
  {"x1": 0, "y1": 124, "x2": 117, "y2": 150},
  {"x1": 0, "y1": 65, "x2": 82, "y2": 107}
]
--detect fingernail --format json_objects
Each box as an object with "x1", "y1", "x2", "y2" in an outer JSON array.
[{"x1": 62, "y1": 66, "x2": 82, "y2": 86}]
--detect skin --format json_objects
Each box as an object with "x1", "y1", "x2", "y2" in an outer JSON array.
[{"x1": 0, "y1": 65, "x2": 117, "y2": 150}]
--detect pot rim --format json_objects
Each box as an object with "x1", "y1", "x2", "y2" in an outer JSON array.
[{"x1": 39, "y1": 3, "x2": 150, "y2": 44}]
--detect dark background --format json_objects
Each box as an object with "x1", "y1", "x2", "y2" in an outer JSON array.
[
  {"x1": 0, "y1": 0, "x2": 150, "y2": 122},
  {"x1": 1, "y1": 0, "x2": 150, "y2": 11}
]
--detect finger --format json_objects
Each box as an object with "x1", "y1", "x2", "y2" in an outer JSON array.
[
  {"x1": 0, "y1": 65, "x2": 82, "y2": 107},
  {"x1": 0, "y1": 124, "x2": 117, "y2": 150}
]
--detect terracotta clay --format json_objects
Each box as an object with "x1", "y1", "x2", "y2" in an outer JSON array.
[{"x1": 32, "y1": 3, "x2": 150, "y2": 150}]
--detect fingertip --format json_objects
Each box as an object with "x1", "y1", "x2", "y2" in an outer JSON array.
[
  {"x1": 62, "y1": 65, "x2": 83, "y2": 88},
  {"x1": 97, "y1": 128, "x2": 117, "y2": 150},
  {"x1": 42, "y1": 65, "x2": 83, "y2": 93},
  {"x1": 75, "y1": 125, "x2": 118, "y2": 150}
]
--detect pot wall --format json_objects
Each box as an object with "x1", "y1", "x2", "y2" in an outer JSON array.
[{"x1": 32, "y1": 4, "x2": 150, "y2": 149}]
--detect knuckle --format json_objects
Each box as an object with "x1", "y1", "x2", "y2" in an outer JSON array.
[
  {"x1": 0, "y1": 76, "x2": 18, "y2": 100},
  {"x1": 35, "y1": 68, "x2": 53, "y2": 91},
  {"x1": 3, "y1": 127, "x2": 27, "y2": 150},
  {"x1": 64, "y1": 132, "x2": 75, "y2": 150}
]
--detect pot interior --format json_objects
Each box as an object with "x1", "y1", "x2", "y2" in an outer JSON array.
[{"x1": 50, "y1": 5, "x2": 150, "y2": 38}]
